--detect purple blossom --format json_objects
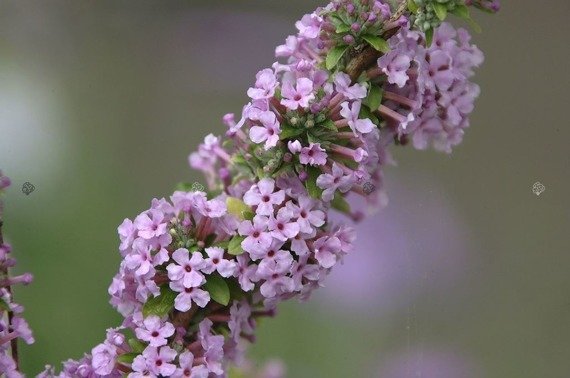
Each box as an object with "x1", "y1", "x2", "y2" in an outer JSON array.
[
  {"x1": 316, "y1": 163, "x2": 355, "y2": 201},
  {"x1": 280, "y1": 77, "x2": 315, "y2": 110},
  {"x1": 340, "y1": 101, "x2": 376, "y2": 135},
  {"x1": 238, "y1": 215, "x2": 273, "y2": 255},
  {"x1": 295, "y1": 13, "x2": 322, "y2": 39},
  {"x1": 313, "y1": 235, "x2": 342, "y2": 268},
  {"x1": 299, "y1": 143, "x2": 328, "y2": 166},
  {"x1": 291, "y1": 254, "x2": 320, "y2": 291},
  {"x1": 202, "y1": 246, "x2": 237, "y2": 277},
  {"x1": 132, "y1": 346, "x2": 177, "y2": 377},
  {"x1": 198, "y1": 319, "x2": 225, "y2": 375},
  {"x1": 256, "y1": 259, "x2": 295, "y2": 298},
  {"x1": 249, "y1": 111, "x2": 281, "y2": 150},
  {"x1": 378, "y1": 50, "x2": 411, "y2": 87},
  {"x1": 170, "y1": 281, "x2": 210, "y2": 312},
  {"x1": 166, "y1": 248, "x2": 206, "y2": 288},
  {"x1": 135, "y1": 316, "x2": 175, "y2": 347},
  {"x1": 247, "y1": 68, "x2": 278, "y2": 100},
  {"x1": 91, "y1": 342, "x2": 117, "y2": 375},
  {"x1": 243, "y1": 178, "x2": 285, "y2": 216},
  {"x1": 235, "y1": 254, "x2": 258, "y2": 291},
  {"x1": 268, "y1": 207, "x2": 300, "y2": 241},
  {"x1": 334, "y1": 72, "x2": 367, "y2": 100},
  {"x1": 286, "y1": 196, "x2": 325, "y2": 233},
  {"x1": 172, "y1": 351, "x2": 209, "y2": 378}
]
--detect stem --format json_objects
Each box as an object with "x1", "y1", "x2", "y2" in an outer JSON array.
[{"x1": 345, "y1": 0, "x2": 409, "y2": 82}]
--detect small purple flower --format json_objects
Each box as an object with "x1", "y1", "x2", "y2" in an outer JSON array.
[
  {"x1": 249, "y1": 111, "x2": 281, "y2": 150},
  {"x1": 134, "y1": 210, "x2": 168, "y2": 240},
  {"x1": 132, "y1": 346, "x2": 177, "y2": 377},
  {"x1": 238, "y1": 215, "x2": 273, "y2": 255},
  {"x1": 135, "y1": 316, "x2": 175, "y2": 347},
  {"x1": 286, "y1": 196, "x2": 325, "y2": 234},
  {"x1": 287, "y1": 140, "x2": 302, "y2": 154},
  {"x1": 235, "y1": 254, "x2": 258, "y2": 292},
  {"x1": 268, "y1": 207, "x2": 300, "y2": 241},
  {"x1": 340, "y1": 101, "x2": 376, "y2": 135},
  {"x1": 316, "y1": 163, "x2": 355, "y2": 201},
  {"x1": 299, "y1": 143, "x2": 328, "y2": 166},
  {"x1": 91, "y1": 342, "x2": 117, "y2": 375},
  {"x1": 172, "y1": 351, "x2": 209, "y2": 378},
  {"x1": 117, "y1": 219, "x2": 136, "y2": 253},
  {"x1": 290, "y1": 254, "x2": 320, "y2": 291},
  {"x1": 166, "y1": 248, "x2": 206, "y2": 288},
  {"x1": 295, "y1": 13, "x2": 322, "y2": 39},
  {"x1": 334, "y1": 72, "x2": 367, "y2": 100},
  {"x1": 256, "y1": 259, "x2": 295, "y2": 298},
  {"x1": 378, "y1": 51, "x2": 412, "y2": 87},
  {"x1": 243, "y1": 178, "x2": 285, "y2": 216},
  {"x1": 313, "y1": 235, "x2": 342, "y2": 268},
  {"x1": 247, "y1": 68, "x2": 278, "y2": 100},
  {"x1": 281, "y1": 77, "x2": 315, "y2": 110},
  {"x1": 198, "y1": 319, "x2": 225, "y2": 375},
  {"x1": 170, "y1": 281, "x2": 210, "y2": 312},
  {"x1": 202, "y1": 247, "x2": 237, "y2": 278}
]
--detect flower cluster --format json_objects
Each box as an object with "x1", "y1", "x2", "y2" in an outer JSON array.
[
  {"x1": 0, "y1": 171, "x2": 35, "y2": 378},
  {"x1": 0, "y1": 1, "x2": 497, "y2": 376}
]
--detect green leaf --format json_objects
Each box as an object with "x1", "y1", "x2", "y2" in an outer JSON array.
[
  {"x1": 128, "y1": 338, "x2": 146, "y2": 354},
  {"x1": 305, "y1": 166, "x2": 324, "y2": 199},
  {"x1": 433, "y1": 3, "x2": 448, "y2": 21},
  {"x1": 228, "y1": 235, "x2": 246, "y2": 256},
  {"x1": 450, "y1": 5, "x2": 481, "y2": 32},
  {"x1": 362, "y1": 34, "x2": 390, "y2": 53},
  {"x1": 226, "y1": 197, "x2": 254, "y2": 221},
  {"x1": 175, "y1": 182, "x2": 194, "y2": 192},
  {"x1": 203, "y1": 274, "x2": 230, "y2": 306},
  {"x1": 326, "y1": 45, "x2": 349, "y2": 70},
  {"x1": 117, "y1": 352, "x2": 138, "y2": 364},
  {"x1": 363, "y1": 85, "x2": 383, "y2": 111},
  {"x1": 336, "y1": 24, "x2": 351, "y2": 34},
  {"x1": 407, "y1": 0, "x2": 419, "y2": 13},
  {"x1": 424, "y1": 27, "x2": 434, "y2": 47},
  {"x1": 319, "y1": 119, "x2": 338, "y2": 132},
  {"x1": 331, "y1": 192, "x2": 351, "y2": 214},
  {"x1": 279, "y1": 125, "x2": 305, "y2": 140},
  {"x1": 142, "y1": 285, "x2": 177, "y2": 318},
  {"x1": 0, "y1": 298, "x2": 9, "y2": 312}
]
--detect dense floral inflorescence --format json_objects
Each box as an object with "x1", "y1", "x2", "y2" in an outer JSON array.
[
  {"x1": 0, "y1": 1, "x2": 497, "y2": 376},
  {"x1": 1, "y1": 171, "x2": 35, "y2": 378}
]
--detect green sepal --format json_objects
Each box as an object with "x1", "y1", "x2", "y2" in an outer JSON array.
[
  {"x1": 361, "y1": 34, "x2": 390, "y2": 53},
  {"x1": 203, "y1": 274, "x2": 231, "y2": 306},
  {"x1": 319, "y1": 119, "x2": 338, "y2": 132},
  {"x1": 407, "y1": 0, "x2": 419, "y2": 13},
  {"x1": 228, "y1": 235, "x2": 246, "y2": 256},
  {"x1": 142, "y1": 285, "x2": 177, "y2": 318},
  {"x1": 451, "y1": 5, "x2": 482, "y2": 33},
  {"x1": 424, "y1": 27, "x2": 434, "y2": 47},
  {"x1": 326, "y1": 45, "x2": 349, "y2": 70}
]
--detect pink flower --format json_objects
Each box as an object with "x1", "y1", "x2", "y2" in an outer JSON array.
[
  {"x1": 295, "y1": 13, "x2": 322, "y2": 39},
  {"x1": 249, "y1": 111, "x2": 281, "y2": 150},
  {"x1": 299, "y1": 143, "x2": 328, "y2": 166},
  {"x1": 281, "y1": 78, "x2": 315, "y2": 110},
  {"x1": 238, "y1": 215, "x2": 273, "y2": 255},
  {"x1": 243, "y1": 178, "x2": 285, "y2": 216},
  {"x1": 170, "y1": 281, "x2": 210, "y2": 312},
  {"x1": 91, "y1": 342, "x2": 117, "y2": 375},
  {"x1": 202, "y1": 247, "x2": 237, "y2": 278},
  {"x1": 135, "y1": 316, "x2": 175, "y2": 347},
  {"x1": 316, "y1": 163, "x2": 355, "y2": 201},
  {"x1": 378, "y1": 51, "x2": 412, "y2": 88},
  {"x1": 313, "y1": 235, "x2": 342, "y2": 268},
  {"x1": 286, "y1": 196, "x2": 325, "y2": 234},
  {"x1": 235, "y1": 254, "x2": 258, "y2": 292},
  {"x1": 132, "y1": 346, "x2": 177, "y2": 377},
  {"x1": 287, "y1": 140, "x2": 302, "y2": 154},
  {"x1": 268, "y1": 207, "x2": 300, "y2": 241},
  {"x1": 340, "y1": 101, "x2": 376, "y2": 135},
  {"x1": 117, "y1": 219, "x2": 136, "y2": 253},
  {"x1": 134, "y1": 210, "x2": 167, "y2": 239},
  {"x1": 334, "y1": 72, "x2": 367, "y2": 100},
  {"x1": 172, "y1": 351, "x2": 209, "y2": 378},
  {"x1": 290, "y1": 254, "x2": 320, "y2": 291},
  {"x1": 257, "y1": 259, "x2": 295, "y2": 298},
  {"x1": 166, "y1": 248, "x2": 206, "y2": 288},
  {"x1": 247, "y1": 68, "x2": 278, "y2": 100}
]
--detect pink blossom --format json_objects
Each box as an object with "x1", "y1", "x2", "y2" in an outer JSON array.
[
  {"x1": 340, "y1": 101, "x2": 376, "y2": 135},
  {"x1": 249, "y1": 111, "x2": 281, "y2": 150},
  {"x1": 299, "y1": 143, "x2": 328, "y2": 166},
  {"x1": 378, "y1": 51, "x2": 412, "y2": 87},
  {"x1": 286, "y1": 196, "x2": 325, "y2": 234},
  {"x1": 135, "y1": 316, "x2": 175, "y2": 347},
  {"x1": 172, "y1": 351, "x2": 209, "y2": 378},
  {"x1": 313, "y1": 235, "x2": 342, "y2": 268},
  {"x1": 166, "y1": 248, "x2": 206, "y2": 288},
  {"x1": 247, "y1": 68, "x2": 278, "y2": 100},
  {"x1": 170, "y1": 281, "x2": 210, "y2": 312},
  {"x1": 202, "y1": 247, "x2": 237, "y2": 277},
  {"x1": 268, "y1": 207, "x2": 300, "y2": 241},
  {"x1": 281, "y1": 78, "x2": 315, "y2": 110},
  {"x1": 238, "y1": 215, "x2": 273, "y2": 255},
  {"x1": 334, "y1": 72, "x2": 367, "y2": 100},
  {"x1": 316, "y1": 163, "x2": 355, "y2": 201},
  {"x1": 243, "y1": 178, "x2": 285, "y2": 216}
]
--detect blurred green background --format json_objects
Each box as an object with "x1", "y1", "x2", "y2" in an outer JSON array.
[{"x1": 0, "y1": 1, "x2": 569, "y2": 377}]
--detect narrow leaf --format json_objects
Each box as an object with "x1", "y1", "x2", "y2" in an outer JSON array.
[
  {"x1": 228, "y1": 235, "x2": 246, "y2": 256},
  {"x1": 142, "y1": 285, "x2": 177, "y2": 318},
  {"x1": 117, "y1": 353, "x2": 138, "y2": 364},
  {"x1": 226, "y1": 197, "x2": 254, "y2": 221},
  {"x1": 203, "y1": 274, "x2": 231, "y2": 306},
  {"x1": 363, "y1": 85, "x2": 383, "y2": 111},
  {"x1": 362, "y1": 34, "x2": 390, "y2": 53},
  {"x1": 326, "y1": 45, "x2": 349, "y2": 70},
  {"x1": 407, "y1": 0, "x2": 419, "y2": 13},
  {"x1": 425, "y1": 27, "x2": 434, "y2": 47},
  {"x1": 128, "y1": 339, "x2": 146, "y2": 354},
  {"x1": 279, "y1": 125, "x2": 305, "y2": 140},
  {"x1": 331, "y1": 192, "x2": 351, "y2": 214},
  {"x1": 433, "y1": 3, "x2": 448, "y2": 21},
  {"x1": 305, "y1": 166, "x2": 324, "y2": 199}
]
